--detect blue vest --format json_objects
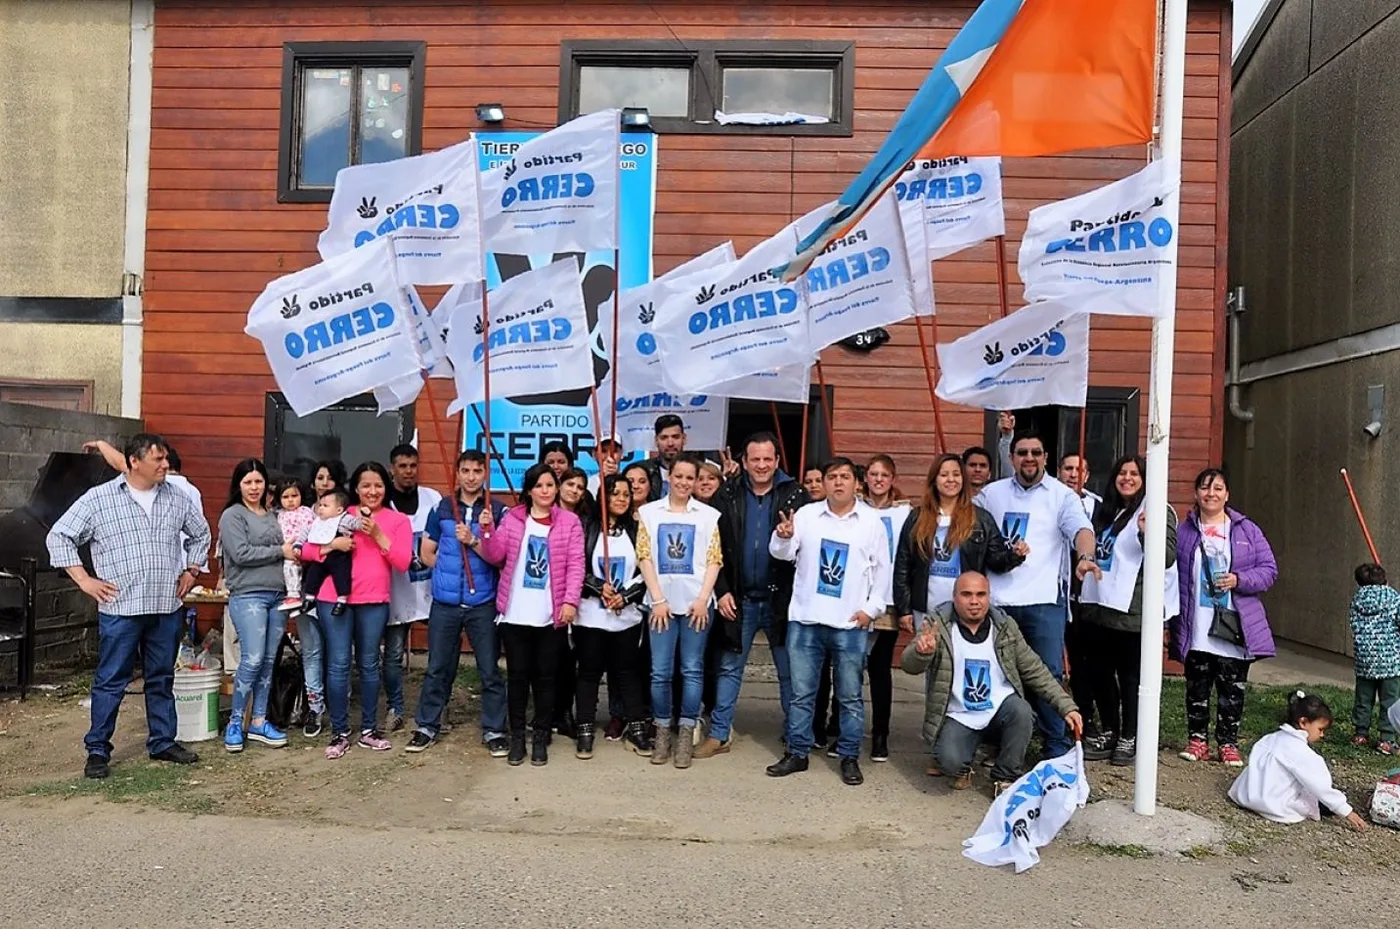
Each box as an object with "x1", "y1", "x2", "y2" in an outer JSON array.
[{"x1": 428, "y1": 496, "x2": 505, "y2": 607}]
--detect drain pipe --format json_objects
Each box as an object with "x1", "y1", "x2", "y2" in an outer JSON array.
[{"x1": 1226, "y1": 286, "x2": 1254, "y2": 424}]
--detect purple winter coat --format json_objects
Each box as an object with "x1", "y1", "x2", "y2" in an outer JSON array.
[
  {"x1": 479, "y1": 505, "x2": 584, "y2": 625},
  {"x1": 1172, "y1": 507, "x2": 1278, "y2": 661}
]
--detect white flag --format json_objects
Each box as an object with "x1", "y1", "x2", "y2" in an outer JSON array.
[
  {"x1": 708, "y1": 363, "x2": 812, "y2": 403},
  {"x1": 245, "y1": 237, "x2": 418, "y2": 417},
  {"x1": 597, "y1": 376, "x2": 730, "y2": 454},
  {"x1": 898, "y1": 192, "x2": 936, "y2": 318},
  {"x1": 317, "y1": 138, "x2": 482, "y2": 286},
  {"x1": 1019, "y1": 158, "x2": 1181, "y2": 317},
  {"x1": 795, "y1": 191, "x2": 917, "y2": 351},
  {"x1": 479, "y1": 109, "x2": 620, "y2": 255},
  {"x1": 936, "y1": 299, "x2": 1090, "y2": 410},
  {"x1": 373, "y1": 372, "x2": 424, "y2": 416},
  {"x1": 653, "y1": 231, "x2": 809, "y2": 395},
  {"x1": 403, "y1": 286, "x2": 446, "y2": 373},
  {"x1": 444, "y1": 259, "x2": 593, "y2": 414},
  {"x1": 427, "y1": 280, "x2": 484, "y2": 379},
  {"x1": 896, "y1": 156, "x2": 1005, "y2": 261},
  {"x1": 963, "y1": 745, "x2": 1089, "y2": 873}
]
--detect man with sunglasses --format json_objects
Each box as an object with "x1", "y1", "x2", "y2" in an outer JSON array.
[{"x1": 974, "y1": 432, "x2": 1098, "y2": 759}]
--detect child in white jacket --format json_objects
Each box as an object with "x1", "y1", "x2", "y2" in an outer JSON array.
[{"x1": 1228, "y1": 691, "x2": 1368, "y2": 831}]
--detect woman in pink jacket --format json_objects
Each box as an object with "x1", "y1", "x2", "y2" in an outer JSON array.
[
  {"x1": 480, "y1": 462, "x2": 585, "y2": 766},
  {"x1": 299, "y1": 461, "x2": 412, "y2": 760}
]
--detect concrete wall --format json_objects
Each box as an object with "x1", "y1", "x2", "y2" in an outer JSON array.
[
  {"x1": 0, "y1": 324, "x2": 125, "y2": 416},
  {"x1": 1229, "y1": 0, "x2": 1400, "y2": 656}
]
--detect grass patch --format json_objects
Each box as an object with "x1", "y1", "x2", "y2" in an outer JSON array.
[
  {"x1": 21, "y1": 761, "x2": 219, "y2": 815},
  {"x1": 1091, "y1": 842, "x2": 1152, "y2": 859},
  {"x1": 455, "y1": 663, "x2": 483, "y2": 694},
  {"x1": 1182, "y1": 845, "x2": 1215, "y2": 860}
]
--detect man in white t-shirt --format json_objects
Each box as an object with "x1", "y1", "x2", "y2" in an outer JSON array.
[
  {"x1": 901, "y1": 571, "x2": 1082, "y2": 791},
  {"x1": 385, "y1": 443, "x2": 443, "y2": 731},
  {"x1": 974, "y1": 433, "x2": 1097, "y2": 758},
  {"x1": 765, "y1": 457, "x2": 888, "y2": 787}
]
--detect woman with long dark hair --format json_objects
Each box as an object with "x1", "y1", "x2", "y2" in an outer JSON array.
[
  {"x1": 479, "y1": 463, "x2": 585, "y2": 766},
  {"x1": 1079, "y1": 454, "x2": 1178, "y2": 766},
  {"x1": 313, "y1": 460, "x2": 347, "y2": 496},
  {"x1": 551, "y1": 466, "x2": 594, "y2": 737},
  {"x1": 859, "y1": 454, "x2": 911, "y2": 763},
  {"x1": 298, "y1": 461, "x2": 413, "y2": 759},
  {"x1": 219, "y1": 458, "x2": 294, "y2": 753}
]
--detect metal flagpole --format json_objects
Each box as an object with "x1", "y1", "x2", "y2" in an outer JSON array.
[{"x1": 1134, "y1": 0, "x2": 1188, "y2": 817}]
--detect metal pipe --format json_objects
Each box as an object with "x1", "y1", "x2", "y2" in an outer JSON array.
[{"x1": 1227, "y1": 285, "x2": 1255, "y2": 424}]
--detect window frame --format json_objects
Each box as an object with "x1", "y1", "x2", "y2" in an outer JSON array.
[
  {"x1": 277, "y1": 41, "x2": 427, "y2": 204},
  {"x1": 559, "y1": 39, "x2": 855, "y2": 137},
  {"x1": 262, "y1": 392, "x2": 416, "y2": 476}
]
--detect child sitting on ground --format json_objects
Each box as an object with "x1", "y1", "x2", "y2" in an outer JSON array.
[
  {"x1": 1228, "y1": 691, "x2": 1368, "y2": 831},
  {"x1": 1348, "y1": 562, "x2": 1400, "y2": 754},
  {"x1": 275, "y1": 478, "x2": 315, "y2": 613},
  {"x1": 295, "y1": 488, "x2": 367, "y2": 616}
]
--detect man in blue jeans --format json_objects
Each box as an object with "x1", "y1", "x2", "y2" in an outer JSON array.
[
  {"x1": 406, "y1": 450, "x2": 509, "y2": 756},
  {"x1": 765, "y1": 458, "x2": 888, "y2": 786},
  {"x1": 975, "y1": 432, "x2": 1098, "y2": 758},
  {"x1": 46, "y1": 434, "x2": 212, "y2": 779}
]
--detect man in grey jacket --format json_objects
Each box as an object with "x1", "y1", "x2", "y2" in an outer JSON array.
[{"x1": 901, "y1": 571, "x2": 1082, "y2": 793}]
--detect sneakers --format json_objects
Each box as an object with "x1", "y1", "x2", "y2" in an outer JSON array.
[
  {"x1": 531, "y1": 731, "x2": 549, "y2": 766},
  {"x1": 651, "y1": 726, "x2": 673, "y2": 765},
  {"x1": 1110, "y1": 736, "x2": 1136, "y2": 767},
  {"x1": 84, "y1": 753, "x2": 110, "y2": 779},
  {"x1": 507, "y1": 733, "x2": 527, "y2": 766},
  {"x1": 405, "y1": 731, "x2": 436, "y2": 753},
  {"x1": 840, "y1": 756, "x2": 864, "y2": 786},
  {"x1": 357, "y1": 730, "x2": 392, "y2": 751},
  {"x1": 1378, "y1": 741, "x2": 1397, "y2": 756},
  {"x1": 151, "y1": 744, "x2": 199, "y2": 765},
  {"x1": 246, "y1": 720, "x2": 288, "y2": 748},
  {"x1": 625, "y1": 721, "x2": 654, "y2": 755},
  {"x1": 1219, "y1": 744, "x2": 1245, "y2": 767},
  {"x1": 224, "y1": 717, "x2": 245, "y2": 753},
  {"x1": 325, "y1": 733, "x2": 351, "y2": 760},
  {"x1": 870, "y1": 735, "x2": 889, "y2": 763},
  {"x1": 278, "y1": 596, "x2": 301, "y2": 612},
  {"x1": 952, "y1": 769, "x2": 974, "y2": 790},
  {"x1": 302, "y1": 709, "x2": 325, "y2": 739},
  {"x1": 1082, "y1": 730, "x2": 1116, "y2": 762},
  {"x1": 1352, "y1": 734, "x2": 1371, "y2": 748},
  {"x1": 604, "y1": 716, "x2": 626, "y2": 741},
  {"x1": 385, "y1": 711, "x2": 405, "y2": 733},
  {"x1": 825, "y1": 740, "x2": 840, "y2": 759},
  {"x1": 674, "y1": 725, "x2": 695, "y2": 768},
  {"x1": 765, "y1": 753, "x2": 809, "y2": 777},
  {"x1": 575, "y1": 723, "x2": 596, "y2": 760},
  {"x1": 1178, "y1": 737, "x2": 1210, "y2": 763},
  {"x1": 693, "y1": 737, "x2": 731, "y2": 759},
  {"x1": 486, "y1": 736, "x2": 510, "y2": 758}
]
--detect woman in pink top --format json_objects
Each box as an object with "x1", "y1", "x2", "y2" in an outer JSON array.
[
  {"x1": 479, "y1": 463, "x2": 585, "y2": 766},
  {"x1": 299, "y1": 461, "x2": 412, "y2": 759}
]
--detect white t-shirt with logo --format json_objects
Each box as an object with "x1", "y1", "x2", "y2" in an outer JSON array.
[
  {"x1": 975, "y1": 475, "x2": 1092, "y2": 607},
  {"x1": 946, "y1": 622, "x2": 1015, "y2": 731},
  {"x1": 579, "y1": 529, "x2": 643, "y2": 632},
  {"x1": 637, "y1": 497, "x2": 721, "y2": 611},
  {"x1": 926, "y1": 512, "x2": 963, "y2": 611},
  {"x1": 1190, "y1": 519, "x2": 1246, "y2": 659},
  {"x1": 390, "y1": 485, "x2": 443, "y2": 626},
  {"x1": 499, "y1": 517, "x2": 553, "y2": 627},
  {"x1": 771, "y1": 500, "x2": 889, "y2": 630}
]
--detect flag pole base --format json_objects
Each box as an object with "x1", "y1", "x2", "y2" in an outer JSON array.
[{"x1": 1061, "y1": 800, "x2": 1223, "y2": 856}]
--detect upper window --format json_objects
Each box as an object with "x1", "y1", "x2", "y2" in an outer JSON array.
[
  {"x1": 278, "y1": 42, "x2": 426, "y2": 203},
  {"x1": 560, "y1": 40, "x2": 853, "y2": 136}
]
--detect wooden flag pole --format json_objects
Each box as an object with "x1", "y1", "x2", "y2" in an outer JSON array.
[
  {"x1": 610, "y1": 249, "x2": 621, "y2": 445},
  {"x1": 912, "y1": 313, "x2": 948, "y2": 454},
  {"x1": 468, "y1": 405, "x2": 517, "y2": 498},
  {"x1": 1341, "y1": 468, "x2": 1382, "y2": 565},
  {"x1": 769, "y1": 401, "x2": 790, "y2": 473},
  {"x1": 422, "y1": 376, "x2": 474, "y2": 594},
  {"x1": 479, "y1": 282, "x2": 500, "y2": 510},
  {"x1": 589, "y1": 385, "x2": 611, "y2": 563},
  {"x1": 994, "y1": 235, "x2": 1011, "y2": 319},
  {"x1": 815, "y1": 361, "x2": 838, "y2": 458},
  {"x1": 797, "y1": 401, "x2": 810, "y2": 478}
]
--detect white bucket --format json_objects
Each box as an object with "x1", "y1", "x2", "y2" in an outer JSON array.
[{"x1": 173, "y1": 668, "x2": 222, "y2": 742}]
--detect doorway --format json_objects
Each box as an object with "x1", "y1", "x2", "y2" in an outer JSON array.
[
  {"x1": 725, "y1": 387, "x2": 833, "y2": 479},
  {"x1": 981, "y1": 387, "x2": 1140, "y2": 497}
]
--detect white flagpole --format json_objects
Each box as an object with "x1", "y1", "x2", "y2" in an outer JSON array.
[{"x1": 1134, "y1": 0, "x2": 1188, "y2": 816}]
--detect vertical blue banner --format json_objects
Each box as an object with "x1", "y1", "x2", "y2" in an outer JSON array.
[{"x1": 467, "y1": 132, "x2": 657, "y2": 492}]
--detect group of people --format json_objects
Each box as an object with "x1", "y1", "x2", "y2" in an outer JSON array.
[{"x1": 47, "y1": 416, "x2": 1374, "y2": 824}]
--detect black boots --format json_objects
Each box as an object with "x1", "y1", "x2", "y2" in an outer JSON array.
[
  {"x1": 624, "y1": 720, "x2": 654, "y2": 755},
  {"x1": 575, "y1": 722, "x2": 595, "y2": 760},
  {"x1": 507, "y1": 732, "x2": 527, "y2": 766},
  {"x1": 531, "y1": 729, "x2": 549, "y2": 766}
]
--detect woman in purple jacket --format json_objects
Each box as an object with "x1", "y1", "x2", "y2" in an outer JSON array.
[
  {"x1": 1172, "y1": 468, "x2": 1278, "y2": 767},
  {"x1": 479, "y1": 463, "x2": 585, "y2": 767}
]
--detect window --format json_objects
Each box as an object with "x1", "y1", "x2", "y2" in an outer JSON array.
[
  {"x1": 263, "y1": 393, "x2": 415, "y2": 487},
  {"x1": 0, "y1": 378, "x2": 94, "y2": 412},
  {"x1": 560, "y1": 40, "x2": 854, "y2": 136},
  {"x1": 278, "y1": 42, "x2": 426, "y2": 203},
  {"x1": 982, "y1": 388, "x2": 1140, "y2": 497}
]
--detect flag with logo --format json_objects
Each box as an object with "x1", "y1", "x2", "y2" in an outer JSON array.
[
  {"x1": 245, "y1": 237, "x2": 418, "y2": 416},
  {"x1": 781, "y1": 0, "x2": 1156, "y2": 279},
  {"x1": 478, "y1": 109, "x2": 621, "y2": 255},
  {"x1": 936, "y1": 298, "x2": 1090, "y2": 409},
  {"x1": 963, "y1": 745, "x2": 1090, "y2": 872},
  {"x1": 709, "y1": 363, "x2": 813, "y2": 403},
  {"x1": 317, "y1": 138, "x2": 483, "y2": 286},
  {"x1": 444, "y1": 259, "x2": 593, "y2": 414},
  {"x1": 654, "y1": 231, "x2": 810, "y2": 395},
  {"x1": 371, "y1": 286, "x2": 442, "y2": 413},
  {"x1": 896, "y1": 156, "x2": 1006, "y2": 261},
  {"x1": 597, "y1": 375, "x2": 731, "y2": 454},
  {"x1": 1019, "y1": 158, "x2": 1181, "y2": 317},
  {"x1": 794, "y1": 192, "x2": 917, "y2": 351}
]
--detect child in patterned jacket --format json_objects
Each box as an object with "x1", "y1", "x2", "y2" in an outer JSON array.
[
  {"x1": 1349, "y1": 562, "x2": 1400, "y2": 754},
  {"x1": 275, "y1": 478, "x2": 315, "y2": 613},
  {"x1": 295, "y1": 488, "x2": 367, "y2": 616}
]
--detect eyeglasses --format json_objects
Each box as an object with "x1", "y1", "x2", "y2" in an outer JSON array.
[{"x1": 1014, "y1": 449, "x2": 1046, "y2": 458}]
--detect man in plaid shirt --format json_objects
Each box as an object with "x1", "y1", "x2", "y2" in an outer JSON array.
[{"x1": 47, "y1": 433, "x2": 212, "y2": 779}]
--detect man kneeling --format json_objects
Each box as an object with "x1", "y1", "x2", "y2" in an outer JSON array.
[{"x1": 901, "y1": 571, "x2": 1082, "y2": 794}]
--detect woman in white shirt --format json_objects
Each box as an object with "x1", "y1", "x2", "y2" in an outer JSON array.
[
  {"x1": 637, "y1": 454, "x2": 723, "y2": 769},
  {"x1": 860, "y1": 454, "x2": 911, "y2": 763},
  {"x1": 1229, "y1": 691, "x2": 1367, "y2": 831}
]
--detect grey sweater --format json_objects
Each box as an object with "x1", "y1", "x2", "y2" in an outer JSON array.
[{"x1": 218, "y1": 505, "x2": 287, "y2": 594}]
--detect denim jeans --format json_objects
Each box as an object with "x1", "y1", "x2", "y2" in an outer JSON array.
[
  {"x1": 649, "y1": 613, "x2": 712, "y2": 728},
  {"x1": 228, "y1": 591, "x2": 287, "y2": 724},
  {"x1": 414, "y1": 600, "x2": 506, "y2": 740},
  {"x1": 785, "y1": 621, "x2": 868, "y2": 759},
  {"x1": 84, "y1": 609, "x2": 183, "y2": 760},
  {"x1": 382, "y1": 622, "x2": 415, "y2": 716},
  {"x1": 709, "y1": 596, "x2": 793, "y2": 742},
  {"x1": 316, "y1": 601, "x2": 390, "y2": 736},
  {"x1": 1003, "y1": 598, "x2": 1071, "y2": 756},
  {"x1": 297, "y1": 611, "x2": 326, "y2": 713},
  {"x1": 933, "y1": 693, "x2": 1035, "y2": 782}
]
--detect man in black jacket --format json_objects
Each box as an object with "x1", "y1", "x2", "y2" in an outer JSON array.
[
  {"x1": 694, "y1": 432, "x2": 808, "y2": 757},
  {"x1": 632, "y1": 413, "x2": 687, "y2": 503}
]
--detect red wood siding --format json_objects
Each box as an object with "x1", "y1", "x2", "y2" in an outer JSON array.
[{"x1": 146, "y1": 0, "x2": 1229, "y2": 515}]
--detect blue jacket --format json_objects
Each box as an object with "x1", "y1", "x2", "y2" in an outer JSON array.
[
  {"x1": 1350, "y1": 584, "x2": 1400, "y2": 679},
  {"x1": 427, "y1": 495, "x2": 507, "y2": 607}
]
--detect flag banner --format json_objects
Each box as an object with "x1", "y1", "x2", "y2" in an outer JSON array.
[
  {"x1": 897, "y1": 191, "x2": 936, "y2": 318},
  {"x1": 404, "y1": 286, "x2": 446, "y2": 373},
  {"x1": 936, "y1": 298, "x2": 1089, "y2": 409},
  {"x1": 245, "y1": 237, "x2": 417, "y2": 417},
  {"x1": 963, "y1": 745, "x2": 1090, "y2": 873},
  {"x1": 608, "y1": 242, "x2": 738, "y2": 395},
  {"x1": 317, "y1": 138, "x2": 482, "y2": 286},
  {"x1": 896, "y1": 156, "x2": 1006, "y2": 261},
  {"x1": 654, "y1": 231, "x2": 810, "y2": 395},
  {"x1": 598, "y1": 375, "x2": 730, "y2": 456},
  {"x1": 374, "y1": 372, "x2": 424, "y2": 416},
  {"x1": 708, "y1": 362, "x2": 813, "y2": 403},
  {"x1": 426, "y1": 280, "x2": 484, "y2": 379},
  {"x1": 445, "y1": 259, "x2": 594, "y2": 414},
  {"x1": 1018, "y1": 158, "x2": 1181, "y2": 317},
  {"x1": 795, "y1": 192, "x2": 917, "y2": 351},
  {"x1": 478, "y1": 109, "x2": 621, "y2": 255},
  {"x1": 782, "y1": 0, "x2": 1155, "y2": 280}
]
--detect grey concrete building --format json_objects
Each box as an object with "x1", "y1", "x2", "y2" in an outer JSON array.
[{"x1": 1229, "y1": 0, "x2": 1400, "y2": 656}]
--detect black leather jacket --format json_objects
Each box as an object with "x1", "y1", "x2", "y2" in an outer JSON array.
[
  {"x1": 581, "y1": 517, "x2": 649, "y2": 608},
  {"x1": 893, "y1": 504, "x2": 1022, "y2": 616},
  {"x1": 711, "y1": 473, "x2": 808, "y2": 647}
]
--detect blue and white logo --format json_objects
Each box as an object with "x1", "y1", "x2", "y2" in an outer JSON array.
[
  {"x1": 930, "y1": 527, "x2": 961, "y2": 580},
  {"x1": 598, "y1": 555, "x2": 626, "y2": 590},
  {"x1": 657, "y1": 523, "x2": 695, "y2": 576},
  {"x1": 816, "y1": 538, "x2": 849, "y2": 598},
  {"x1": 1001, "y1": 512, "x2": 1030, "y2": 547},
  {"x1": 1095, "y1": 527, "x2": 1116, "y2": 572},
  {"x1": 962, "y1": 658, "x2": 994, "y2": 712},
  {"x1": 523, "y1": 536, "x2": 549, "y2": 590}
]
